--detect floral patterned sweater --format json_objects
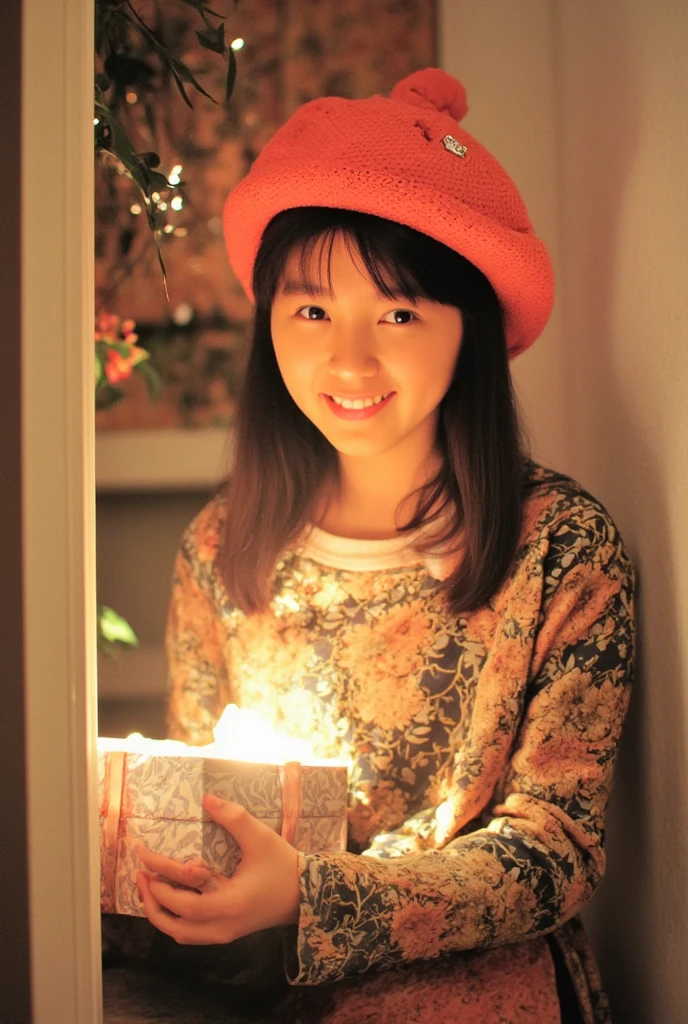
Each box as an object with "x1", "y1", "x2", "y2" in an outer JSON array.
[{"x1": 166, "y1": 465, "x2": 634, "y2": 1024}]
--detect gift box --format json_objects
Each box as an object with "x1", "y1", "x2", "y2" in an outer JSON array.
[{"x1": 98, "y1": 736, "x2": 349, "y2": 917}]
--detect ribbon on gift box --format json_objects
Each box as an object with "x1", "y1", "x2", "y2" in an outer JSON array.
[
  {"x1": 101, "y1": 750, "x2": 126, "y2": 914},
  {"x1": 278, "y1": 760, "x2": 302, "y2": 846}
]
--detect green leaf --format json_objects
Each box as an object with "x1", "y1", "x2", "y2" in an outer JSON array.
[
  {"x1": 97, "y1": 604, "x2": 139, "y2": 656},
  {"x1": 122, "y1": 1, "x2": 197, "y2": 107},
  {"x1": 196, "y1": 23, "x2": 226, "y2": 55},
  {"x1": 94, "y1": 351, "x2": 105, "y2": 388},
  {"x1": 143, "y1": 168, "x2": 173, "y2": 192},
  {"x1": 136, "y1": 358, "x2": 163, "y2": 401},
  {"x1": 139, "y1": 151, "x2": 161, "y2": 169},
  {"x1": 170, "y1": 56, "x2": 217, "y2": 104},
  {"x1": 167, "y1": 61, "x2": 194, "y2": 108},
  {"x1": 96, "y1": 103, "x2": 152, "y2": 204},
  {"x1": 225, "y1": 45, "x2": 237, "y2": 104},
  {"x1": 98, "y1": 605, "x2": 139, "y2": 645},
  {"x1": 154, "y1": 239, "x2": 170, "y2": 300}
]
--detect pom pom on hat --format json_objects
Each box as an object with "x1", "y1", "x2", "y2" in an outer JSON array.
[
  {"x1": 391, "y1": 68, "x2": 468, "y2": 123},
  {"x1": 223, "y1": 68, "x2": 554, "y2": 356}
]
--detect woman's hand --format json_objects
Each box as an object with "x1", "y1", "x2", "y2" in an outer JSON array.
[{"x1": 136, "y1": 793, "x2": 301, "y2": 945}]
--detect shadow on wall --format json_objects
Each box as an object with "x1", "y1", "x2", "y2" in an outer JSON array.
[{"x1": 554, "y1": 7, "x2": 687, "y2": 1022}]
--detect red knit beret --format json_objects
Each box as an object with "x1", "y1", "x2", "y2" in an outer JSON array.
[{"x1": 223, "y1": 68, "x2": 554, "y2": 357}]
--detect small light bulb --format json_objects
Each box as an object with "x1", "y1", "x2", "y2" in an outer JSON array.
[
  {"x1": 173, "y1": 302, "x2": 194, "y2": 325},
  {"x1": 230, "y1": 37, "x2": 245, "y2": 51},
  {"x1": 129, "y1": 202, "x2": 142, "y2": 216},
  {"x1": 170, "y1": 196, "x2": 184, "y2": 211}
]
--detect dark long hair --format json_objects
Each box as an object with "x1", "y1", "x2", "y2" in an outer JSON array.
[{"x1": 219, "y1": 208, "x2": 527, "y2": 615}]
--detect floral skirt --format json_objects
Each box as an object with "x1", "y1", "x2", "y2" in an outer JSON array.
[{"x1": 285, "y1": 939, "x2": 561, "y2": 1024}]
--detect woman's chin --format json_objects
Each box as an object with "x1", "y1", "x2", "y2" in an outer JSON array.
[{"x1": 317, "y1": 431, "x2": 398, "y2": 461}]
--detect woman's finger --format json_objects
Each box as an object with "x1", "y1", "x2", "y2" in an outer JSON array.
[
  {"x1": 137, "y1": 872, "x2": 230, "y2": 946},
  {"x1": 146, "y1": 875, "x2": 222, "y2": 921},
  {"x1": 202, "y1": 794, "x2": 277, "y2": 856},
  {"x1": 135, "y1": 844, "x2": 213, "y2": 887}
]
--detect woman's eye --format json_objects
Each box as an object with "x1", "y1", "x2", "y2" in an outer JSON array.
[
  {"x1": 381, "y1": 309, "x2": 417, "y2": 325},
  {"x1": 296, "y1": 305, "x2": 329, "y2": 321}
]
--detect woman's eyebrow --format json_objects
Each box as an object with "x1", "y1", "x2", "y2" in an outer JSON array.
[{"x1": 279, "y1": 278, "x2": 333, "y2": 297}]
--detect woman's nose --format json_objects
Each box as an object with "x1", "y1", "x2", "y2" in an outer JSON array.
[{"x1": 327, "y1": 331, "x2": 379, "y2": 379}]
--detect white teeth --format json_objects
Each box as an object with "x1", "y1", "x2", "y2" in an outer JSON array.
[{"x1": 330, "y1": 392, "x2": 390, "y2": 409}]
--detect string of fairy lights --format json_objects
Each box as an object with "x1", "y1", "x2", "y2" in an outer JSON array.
[{"x1": 97, "y1": 36, "x2": 247, "y2": 244}]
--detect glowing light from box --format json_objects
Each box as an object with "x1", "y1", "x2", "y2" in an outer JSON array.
[
  {"x1": 104, "y1": 705, "x2": 347, "y2": 768},
  {"x1": 208, "y1": 704, "x2": 328, "y2": 764},
  {"x1": 98, "y1": 733, "x2": 188, "y2": 755}
]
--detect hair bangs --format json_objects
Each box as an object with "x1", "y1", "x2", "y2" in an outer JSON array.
[
  {"x1": 339, "y1": 221, "x2": 429, "y2": 303},
  {"x1": 253, "y1": 208, "x2": 434, "y2": 309}
]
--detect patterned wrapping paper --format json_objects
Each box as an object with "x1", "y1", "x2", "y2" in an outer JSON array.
[{"x1": 98, "y1": 741, "x2": 348, "y2": 917}]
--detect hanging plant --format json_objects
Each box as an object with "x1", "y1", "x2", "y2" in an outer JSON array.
[{"x1": 94, "y1": 0, "x2": 240, "y2": 288}]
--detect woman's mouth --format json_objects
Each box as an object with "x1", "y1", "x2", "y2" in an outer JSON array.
[{"x1": 322, "y1": 391, "x2": 395, "y2": 420}]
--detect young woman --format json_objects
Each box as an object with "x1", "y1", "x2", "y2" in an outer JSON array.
[{"x1": 137, "y1": 69, "x2": 634, "y2": 1024}]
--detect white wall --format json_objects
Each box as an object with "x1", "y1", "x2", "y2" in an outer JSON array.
[
  {"x1": 553, "y1": 4, "x2": 688, "y2": 1022},
  {"x1": 440, "y1": 0, "x2": 565, "y2": 467},
  {"x1": 97, "y1": 490, "x2": 211, "y2": 738},
  {"x1": 442, "y1": 2, "x2": 688, "y2": 1021}
]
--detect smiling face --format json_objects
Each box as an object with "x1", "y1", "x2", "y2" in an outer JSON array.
[{"x1": 270, "y1": 233, "x2": 463, "y2": 467}]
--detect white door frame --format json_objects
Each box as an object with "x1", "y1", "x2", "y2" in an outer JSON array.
[{"x1": 22, "y1": 0, "x2": 102, "y2": 1020}]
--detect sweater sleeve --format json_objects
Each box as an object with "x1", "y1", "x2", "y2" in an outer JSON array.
[
  {"x1": 288, "y1": 506, "x2": 635, "y2": 985},
  {"x1": 166, "y1": 527, "x2": 231, "y2": 746}
]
